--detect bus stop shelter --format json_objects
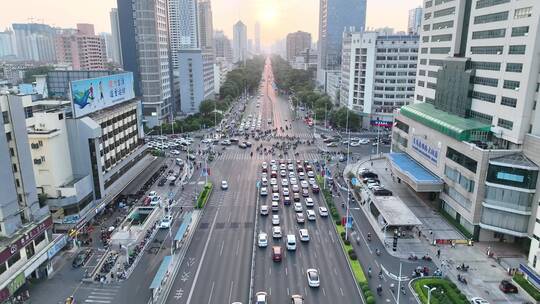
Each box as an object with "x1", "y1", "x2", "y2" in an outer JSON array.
[
  {"x1": 174, "y1": 212, "x2": 192, "y2": 250},
  {"x1": 149, "y1": 256, "x2": 172, "y2": 302}
]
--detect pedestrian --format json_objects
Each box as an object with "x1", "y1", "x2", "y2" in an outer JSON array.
[
  {"x1": 371, "y1": 161, "x2": 373, "y2": 166},
  {"x1": 437, "y1": 249, "x2": 441, "y2": 259}
]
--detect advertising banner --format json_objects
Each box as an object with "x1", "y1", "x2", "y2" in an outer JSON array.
[
  {"x1": 70, "y1": 72, "x2": 134, "y2": 118},
  {"x1": 411, "y1": 136, "x2": 439, "y2": 165}
]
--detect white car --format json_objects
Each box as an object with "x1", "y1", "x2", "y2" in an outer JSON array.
[
  {"x1": 307, "y1": 269, "x2": 320, "y2": 287},
  {"x1": 271, "y1": 201, "x2": 279, "y2": 212},
  {"x1": 221, "y1": 180, "x2": 228, "y2": 190},
  {"x1": 306, "y1": 210, "x2": 316, "y2": 221},
  {"x1": 281, "y1": 179, "x2": 289, "y2": 187},
  {"x1": 288, "y1": 164, "x2": 294, "y2": 171},
  {"x1": 150, "y1": 195, "x2": 162, "y2": 206},
  {"x1": 280, "y1": 170, "x2": 287, "y2": 177},
  {"x1": 148, "y1": 191, "x2": 158, "y2": 199},
  {"x1": 261, "y1": 162, "x2": 268, "y2": 170},
  {"x1": 272, "y1": 226, "x2": 282, "y2": 238},
  {"x1": 470, "y1": 297, "x2": 489, "y2": 304},
  {"x1": 350, "y1": 141, "x2": 361, "y2": 147},
  {"x1": 255, "y1": 292, "x2": 268, "y2": 304},
  {"x1": 272, "y1": 193, "x2": 280, "y2": 201},
  {"x1": 270, "y1": 159, "x2": 277, "y2": 166},
  {"x1": 272, "y1": 214, "x2": 280, "y2": 225},
  {"x1": 289, "y1": 171, "x2": 296, "y2": 179},
  {"x1": 318, "y1": 206, "x2": 328, "y2": 217},
  {"x1": 280, "y1": 164, "x2": 287, "y2": 170},
  {"x1": 261, "y1": 177, "x2": 268, "y2": 186},
  {"x1": 270, "y1": 178, "x2": 278, "y2": 185},
  {"x1": 258, "y1": 232, "x2": 268, "y2": 248},
  {"x1": 299, "y1": 228, "x2": 309, "y2": 241},
  {"x1": 298, "y1": 172, "x2": 305, "y2": 180},
  {"x1": 159, "y1": 215, "x2": 173, "y2": 229},
  {"x1": 367, "y1": 182, "x2": 382, "y2": 189},
  {"x1": 307, "y1": 171, "x2": 315, "y2": 178},
  {"x1": 260, "y1": 205, "x2": 269, "y2": 215},
  {"x1": 282, "y1": 188, "x2": 290, "y2": 196},
  {"x1": 300, "y1": 180, "x2": 309, "y2": 189},
  {"x1": 305, "y1": 197, "x2": 314, "y2": 207},
  {"x1": 296, "y1": 212, "x2": 305, "y2": 223},
  {"x1": 290, "y1": 177, "x2": 298, "y2": 185},
  {"x1": 292, "y1": 184, "x2": 300, "y2": 193},
  {"x1": 260, "y1": 187, "x2": 268, "y2": 196},
  {"x1": 308, "y1": 178, "x2": 316, "y2": 185},
  {"x1": 294, "y1": 202, "x2": 303, "y2": 212}
]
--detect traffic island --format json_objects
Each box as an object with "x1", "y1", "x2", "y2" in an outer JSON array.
[
  {"x1": 196, "y1": 182, "x2": 213, "y2": 209},
  {"x1": 410, "y1": 277, "x2": 469, "y2": 304}
]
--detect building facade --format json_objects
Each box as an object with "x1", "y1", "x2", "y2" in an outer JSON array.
[
  {"x1": 109, "y1": 8, "x2": 123, "y2": 65},
  {"x1": 286, "y1": 31, "x2": 312, "y2": 62},
  {"x1": 340, "y1": 32, "x2": 418, "y2": 128},
  {"x1": 12, "y1": 23, "x2": 57, "y2": 63},
  {"x1": 389, "y1": 0, "x2": 540, "y2": 277},
  {"x1": 408, "y1": 6, "x2": 423, "y2": 35},
  {"x1": 233, "y1": 21, "x2": 247, "y2": 64},
  {"x1": 0, "y1": 30, "x2": 17, "y2": 59},
  {"x1": 117, "y1": 0, "x2": 172, "y2": 127},
  {"x1": 178, "y1": 49, "x2": 205, "y2": 114},
  {"x1": 317, "y1": 0, "x2": 367, "y2": 87},
  {"x1": 214, "y1": 30, "x2": 233, "y2": 63},
  {"x1": 55, "y1": 24, "x2": 107, "y2": 71},
  {"x1": 168, "y1": 0, "x2": 199, "y2": 70}
]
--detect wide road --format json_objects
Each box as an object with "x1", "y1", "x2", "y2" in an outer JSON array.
[{"x1": 251, "y1": 59, "x2": 362, "y2": 303}]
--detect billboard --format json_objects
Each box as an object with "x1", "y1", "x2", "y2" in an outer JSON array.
[
  {"x1": 70, "y1": 72, "x2": 134, "y2": 118},
  {"x1": 412, "y1": 136, "x2": 439, "y2": 165}
]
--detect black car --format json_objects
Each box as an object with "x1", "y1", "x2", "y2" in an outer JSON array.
[
  {"x1": 158, "y1": 178, "x2": 167, "y2": 186},
  {"x1": 373, "y1": 189, "x2": 393, "y2": 196},
  {"x1": 72, "y1": 249, "x2": 93, "y2": 268},
  {"x1": 499, "y1": 280, "x2": 518, "y2": 293},
  {"x1": 360, "y1": 172, "x2": 379, "y2": 179}
]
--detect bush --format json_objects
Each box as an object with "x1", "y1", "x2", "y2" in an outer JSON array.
[
  {"x1": 344, "y1": 239, "x2": 351, "y2": 246},
  {"x1": 365, "y1": 296, "x2": 375, "y2": 304},
  {"x1": 413, "y1": 278, "x2": 469, "y2": 304},
  {"x1": 348, "y1": 248, "x2": 355, "y2": 255},
  {"x1": 340, "y1": 231, "x2": 346, "y2": 239},
  {"x1": 335, "y1": 220, "x2": 342, "y2": 226},
  {"x1": 514, "y1": 273, "x2": 540, "y2": 300},
  {"x1": 196, "y1": 182, "x2": 213, "y2": 209},
  {"x1": 349, "y1": 252, "x2": 358, "y2": 260}
]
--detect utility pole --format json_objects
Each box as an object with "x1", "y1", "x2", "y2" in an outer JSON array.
[
  {"x1": 344, "y1": 107, "x2": 351, "y2": 240},
  {"x1": 397, "y1": 262, "x2": 403, "y2": 303}
]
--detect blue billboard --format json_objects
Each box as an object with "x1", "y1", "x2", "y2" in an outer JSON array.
[{"x1": 70, "y1": 72, "x2": 135, "y2": 118}]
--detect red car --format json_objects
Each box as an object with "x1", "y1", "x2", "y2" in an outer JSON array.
[
  {"x1": 499, "y1": 280, "x2": 518, "y2": 293},
  {"x1": 311, "y1": 184, "x2": 320, "y2": 193}
]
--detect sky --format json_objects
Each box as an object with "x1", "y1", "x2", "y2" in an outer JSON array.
[{"x1": 0, "y1": 0, "x2": 422, "y2": 46}]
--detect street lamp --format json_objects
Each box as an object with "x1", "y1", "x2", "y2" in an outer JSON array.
[{"x1": 423, "y1": 285, "x2": 436, "y2": 304}]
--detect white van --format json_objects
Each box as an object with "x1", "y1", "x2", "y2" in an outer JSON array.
[{"x1": 286, "y1": 234, "x2": 296, "y2": 251}]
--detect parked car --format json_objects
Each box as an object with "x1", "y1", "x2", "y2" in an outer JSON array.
[
  {"x1": 72, "y1": 248, "x2": 93, "y2": 268},
  {"x1": 499, "y1": 280, "x2": 518, "y2": 293},
  {"x1": 159, "y1": 215, "x2": 173, "y2": 229}
]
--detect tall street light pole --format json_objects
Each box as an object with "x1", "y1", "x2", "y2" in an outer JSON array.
[{"x1": 423, "y1": 285, "x2": 436, "y2": 304}]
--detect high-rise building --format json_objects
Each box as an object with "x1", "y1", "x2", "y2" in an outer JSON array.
[
  {"x1": 286, "y1": 31, "x2": 312, "y2": 62},
  {"x1": 55, "y1": 24, "x2": 107, "y2": 70},
  {"x1": 198, "y1": 0, "x2": 214, "y2": 49},
  {"x1": 117, "y1": 0, "x2": 172, "y2": 127},
  {"x1": 408, "y1": 6, "x2": 423, "y2": 35},
  {"x1": 340, "y1": 31, "x2": 418, "y2": 128},
  {"x1": 110, "y1": 8, "x2": 123, "y2": 65},
  {"x1": 179, "y1": 49, "x2": 205, "y2": 114},
  {"x1": 254, "y1": 22, "x2": 261, "y2": 54},
  {"x1": 214, "y1": 30, "x2": 233, "y2": 63},
  {"x1": 168, "y1": 0, "x2": 199, "y2": 70},
  {"x1": 390, "y1": 0, "x2": 540, "y2": 275},
  {"x1": 317, "y1": 0, "x2": 366, "y2": 87},
  {"x1": 12, "y1": 23, "x2": 57, "y2": 63},
  {"x1": 100, "y1": 32, "x2": 114, "y2": 63},
  {"x1": 233, "y1": 20, "x2": 247, "y2": 64},
  {"x1": 0, "y1": 30, "x2": 17, "y2": 59}
]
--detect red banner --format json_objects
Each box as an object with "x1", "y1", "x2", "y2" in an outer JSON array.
[{"x1": 0, "y1": 217, "x2": 52, "y2": 265}]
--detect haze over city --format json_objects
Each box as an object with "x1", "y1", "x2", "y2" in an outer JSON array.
[{"x1": 0, "y1": 0, "x2": 421, "y2": 45}]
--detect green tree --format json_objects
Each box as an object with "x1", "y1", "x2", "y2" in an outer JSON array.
[
  {"x1": 199, "y1": 99, "x2": 216, "y2": 115},
  {"x1": 23, "y1": 66, "x2": 53, "y2": 83}
]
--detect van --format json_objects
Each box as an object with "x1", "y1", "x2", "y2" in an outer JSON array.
[
  {"x1": 286, "y1": 235, "x2": 296, "y2": 251},
  {"x1": 272, "y1": 246, "x2": 282, "y2": 262}
]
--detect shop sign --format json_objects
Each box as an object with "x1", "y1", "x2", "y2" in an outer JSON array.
[
  {"x1": 62, "y1": 214, "x2": 80, "y2": 224},
  {"x1": 47, "y1": 235, "x2": 68, "y2": 259},
  {"x1": 0, "y1": 288, "x2": 9, "y2": 302},
  {"x1": 412, "y1": 136, "x2": 439, "y2": 164},
  {"x1": 7, "y1": 272, "x2": 25, "y2": 295},
  {"x1": 0, "y1": 217, "x2": 52, "y2": 265}
]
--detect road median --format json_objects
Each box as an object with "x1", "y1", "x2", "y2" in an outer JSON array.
[{"x1": 195, "y1": 182, "x2": 213, "y2": 209}]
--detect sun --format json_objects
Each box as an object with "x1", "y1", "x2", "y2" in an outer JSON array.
[{"x1": 260, "y1": 5, "x2": 278, "y2": 25}]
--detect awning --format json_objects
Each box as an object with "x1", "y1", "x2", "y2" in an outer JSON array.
[
  {"x1": 372, "y1": 195, "x2": 422, "y2": 226},
  {"x1": 174, "y1": 212, "x2": 193, "y2": 241},
  {"x1": 149, "y1": 256, "x2": 172, "y2": 290},
  {"x1": 388, "y1": 153, "x2": 443, "y2": 192}
]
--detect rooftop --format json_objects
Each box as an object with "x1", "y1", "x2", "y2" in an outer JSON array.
[
  {"x1": 490, "y1": 153, "x2": 539, "y2": 171},
  {"x1": 400, "y1": 103, "x2": 491, "y2": 141}
]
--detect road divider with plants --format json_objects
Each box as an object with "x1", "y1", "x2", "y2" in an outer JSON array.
[{"x1": 196, "y1": 182, "x2": 213, "y2": 209}]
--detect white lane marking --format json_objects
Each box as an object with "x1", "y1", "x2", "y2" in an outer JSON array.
[
  {"x1": 206, "y1": 281, "x2": 215, "y2": 304},
  {"x1": 84, "y1": 300, "x2": 110, "y2": 304},
  {"x1": 269, "y1": 287, "x2": 272, "y2": 296},
  {"x1": 89, "y1": 292, "x2": 116, "y2": 296},
  {"x1": 235, "y1": 240, "x2": 240, "y2": 256},
  {"x1": 285, "y1": 267, "x2": 288, "y2": 276},
  {"x1": 88, "y1": 296, "x2": 112, "y2": 299},
  {"x1": 186, "y1": 207, "x2": 221, "y2": 304},
  {"x1": 228, "y1": 281, "x2": 234, "y2": 304},
  {"x1": 220, "y1": 240, "x2": 225, "y2": 257},
  {"x1": 287, "y1": 288, "x2": 290, "y2": 296},
  {"x1": 322, "y1": 288, "x2": 326, "y2": 296},
  {"x1": 228, "y1": 212, "x2": 232, "y2": 223},
  {"x1": 340, "y1": 287, "x2": 344, "y2": 296},
  {"x1": 334, "y1": 267, "x2": 338, "y2": 276}
]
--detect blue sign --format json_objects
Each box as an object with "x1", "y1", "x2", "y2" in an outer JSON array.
[
  {"x1": 351, "y1": 177, "x2": 359, "y2": 186},
  {"x1": 70, "y1": 72, "x2": 135, "y2": 118},
  {"x1": 411, "y1": 136, "x2": 439, "y2": 164},
  {"x1": 47, "y1": 235, "x2": 67, "y2": 259},
  {"x1": 256, "y1": 181, "x2": 261, "y2": 189}
]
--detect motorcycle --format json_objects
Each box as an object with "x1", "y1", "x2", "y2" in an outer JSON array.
[
  {"x1": 367, "y1": 233, "x2": 371, "y2": 242},
  {"x1": 456, "y1": 264, "x2": 469, "y2": 272},
  {"x1": 376, "y1": 285, "x2": 383, "y2": 296},
  {"x1": 422, "y1": 255, "x2": 432, "y2": 261},
  {"x1": 375, "y1": 249, "x2": 381, "y2": 256},
  {"x1": 408, "y1": 254, "x2": 418, "y2": 261},
  {"x1": 457, "y1": 274, "x2": 468, "y2": 284}
]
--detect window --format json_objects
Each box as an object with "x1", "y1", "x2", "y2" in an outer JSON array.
[
  {"x1": 12, "y1": 163, "x2": 17, "y2": 173},
  {"x1": 395, "y1": 119, "x2": 409, "y2": 133},
  {"x1": 0, "y1": 262, "x2": 6, "y2": 276},
  {"x1": 431, "y1": 34, "x2": 453, "y2": 42},
  {"x1": 474, "y1": 11, "x2": 508, "y2": 24},
  {"x1": 7, "y1": 251, "x2": 20, "y2": 267},
  {"x1": 434, "y1": 7, "x2": 456, "y2": 18},
  {"x1": 487, "y1": 164, "x2": 537, "y2": 189},
  {"x1": 497, "y1": 118, "x2": 514, "y2": 130},
  {"x1": 472, "y1": 76, "x2": 499, "y2": 87},
  {"x1": 433, "y1": 20, "x2": 454, "y2": 30},
  {"x1": 503, "y1": 80, "x2": 520, "y2": 90},
  {"x1": 34, "y1": 232, "x2": 46, "y2": 245},
  {"x1": 446, "y1": 147, "x2": 478, "y2": 173},
  {"x1": 469, "y1": 110, "x2": 493, "y2": 124},
  {"x1": 471, "y1": 91, "x2": 496, "y2": 103},
  {"x1": 511, "y1": 26, "x2": 529, "y2": 37},
  {"x1": 428, "y1": 71, "x2": 438, "y2": 78},
  {"x1": 418, "y1": 81, "x2": 425, "y2": 87},
  {"x1": 508, "y1": 45, "x2": 525, "y2": 55},
  {"x1": 514, "y1": 7, "x2": 533, "y2": 19},
  {"x1": 427, "y1": 82, "x2": 437, "y2": 89},
  {"x1": 431, "y1": 47, "x2": 451, "y2": 54},
  {"x1": 506, "y1": 63, "x2": 523, "y2": 73},
  {"x1": 430, "y1": 59, "x2": 444, "y2": 66},
  {"x1": 422, "y1": 36, "x2": 430, "y2": 43},
  {"x1": 470, "y1": 61, "x2": 500, "y2": 71},
  {"x1": 472, "y1": 29, "x2": 506, "y2": 39},
  {"x1": 476, "y1": 0, "x2": 509, "y2": 9},
  {"x1": 2, "y1": 111, "x2": 9, "y2": 124},
  {"x1": 425, "y1": 12, "x2": 432, "y2": 20},
  {"x1": 435, "y1": 0, "x2": 454, "y2": 4},
  {"x1": 501, "y1": 97, "x2": 517, "y2": 108},
  {"x1": 419, "y1": 70, "x2": 426, "y2": 76},
  {"x1": 470, "y1": 46, "x2": 503, "y2": 55},
  {"x1": 423, "y1": 24, "x2": 431, "y2": 31},
  {"x1": 426, "y1": 1, "x2": 433, "y2": 8},
  {"x1": 420, "y1": 59, "x2": 427, "y2": 65},
  {"x1": 421, "y1": 47, "x2": 428, "y2": 54}
]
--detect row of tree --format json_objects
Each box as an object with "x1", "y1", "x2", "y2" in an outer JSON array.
[
  {"x1": 271, "y1": 55, "x2": 361, "y2": 131},
  {"x1": 150, "y1": 56, "x2": 265, "y2": 134}
]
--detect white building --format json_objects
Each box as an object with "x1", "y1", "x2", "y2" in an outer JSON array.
[
  {"x1": 389, "y1": 0, "x2": 540, "y2": 279},
  {"x1": 168, "y1": 0, "x2": 199, "y2": 69},
  {"x1": 109, "y1": 8, "x2": 123, "y2": 65},
  {"x1": 233, "y1": 21, "x2": 247, "y2": 64},
  {"x1": 340, "y1": 32, "x2": 418, "y2": 128},
  {"x1": 0, "y1": 30, "x2": 17, "y2": 59},
  {"x1": 408, "y1": 6, "x2": 423, "y2": 35},
  {"x1": 326, "y1": 70, "x2": 341, "y2": 104}
]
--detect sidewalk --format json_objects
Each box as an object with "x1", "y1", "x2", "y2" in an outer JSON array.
[{"x1": 343, "y1": 156, "x2": 531, "y2": 303}]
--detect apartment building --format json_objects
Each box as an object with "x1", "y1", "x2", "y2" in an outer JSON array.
[
  {"x1": 389, "y1": 0, "x2": 540, "y2": 277},
  {"x1": 340, "y1": 31, "x2": 418, "y2": 128},
  {"x1": 286, "y1": 31, "x2": 312, "y2": 62},
  {"x1": 55, "y1": 24, "x2": 107, "y2": 70}
]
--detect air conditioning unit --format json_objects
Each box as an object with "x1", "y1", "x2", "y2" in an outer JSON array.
[
  {"x1": 30, "y1": 143, "x2": 39, "y2": 149},
  {"x1": 33, "y1": 159, "x2": 42, "y2": 165},
  {"x1": 34, "y1": 123, "x2": 46, "y2": 131}
]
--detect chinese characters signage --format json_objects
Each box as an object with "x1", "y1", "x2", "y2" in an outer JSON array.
[
  {"x1": 412, "y1": 136, "x2": 439, "y2": 165},
  {"x1": 0, "y1": 217, "x2": 52, "y2": 266},
  {"x1": 70, "y1": 72, "x2": 135, "y2": 118}
]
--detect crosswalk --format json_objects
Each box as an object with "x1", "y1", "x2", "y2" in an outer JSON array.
[
  {"x1": 272, "y1": 132, "x2": 314, "y2": 139},
  {"x1": 82, "y1": 284, "x2": 120, "y2": 303},
  {"x1": 213, "y1": 151, "x2": 321, "y2": 161}
]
